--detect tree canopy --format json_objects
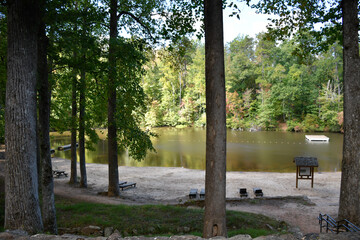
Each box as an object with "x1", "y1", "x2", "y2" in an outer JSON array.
[{"x1": 142, "y1": 34, "x2": 344, "y2": 132}]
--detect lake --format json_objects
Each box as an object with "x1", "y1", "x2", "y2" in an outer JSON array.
[{"x1": 50, "y1": 128, "x2": 343, "y2": 172}]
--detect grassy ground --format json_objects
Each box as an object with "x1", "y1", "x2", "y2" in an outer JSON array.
[
  {"x1": 55, "y1": 195, "x2": 287, "y2": 238},
  {"x1": 0, "y1": 191, "x2": 288, "y2": 238}
]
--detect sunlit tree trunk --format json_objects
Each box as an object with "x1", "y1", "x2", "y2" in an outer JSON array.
[
  {"x1": 338, "y1": 0, "x2": 360, "y2": 225},
  {"x1": 203, "y1": 0, "x2": 227, "y2": 237},
  {"x1": 107, "y1": 0, "x2": 119, "y2": 197},
  {"x1": 5, "y1": 0, "x2": 43, "y2": 233},
  {"x1": 79, "y1": 63, "x2": 87, "y2": 188},
  {"x1": 78, "y1": 7, "x2": 88, "y2": 188}
]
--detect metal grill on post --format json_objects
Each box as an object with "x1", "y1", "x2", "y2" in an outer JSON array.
[{"x1": 294, "y1": 157, "x2": 318, "y2": 188}]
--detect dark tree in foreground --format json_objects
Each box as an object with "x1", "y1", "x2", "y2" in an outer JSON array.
[
  {"x1": 70, "y1": 52, "x2": 78, "y2": 184},
  {"x1": 79, "y1": 61, "x2": 87, "y2": 188},
  {"x1": 5, "y1": 0, "x2": 43, "y2": 233},
  {"x1": 203, "y1": 0, "x2": 227, "y2": 237},
  {"x1": 338, "y1": 0, "x2": 360, "y2": 225},
  {"x1": 37, "y1": 14, "x2": 57, "y2": 234},
  {"x1": 107, "y1": 0, "x2": 120, "y2": 197}
]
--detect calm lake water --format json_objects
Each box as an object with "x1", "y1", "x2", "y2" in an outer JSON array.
[{"x1": 51, "y1": 128, "x2": 343, "y2": 172}]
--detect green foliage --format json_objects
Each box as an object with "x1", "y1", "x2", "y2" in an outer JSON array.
[
  {"x1": 142, "y1": 33, "x2": 344, "y2": 132},
  {"x1": 226, "y1": 91, "x2": 246, "y2": 129},
  {"x1": 0, "y1": 1, "x2": 346, "y2": 159},
  {"x1": 302, "y1": 114, "x2": 321, "y2": 132},
  {"x1": 225, "y1": 36, "x2": 257, "y2": 93},
  {"x1": 256, "y1": 86, "x2": 278, "y2": 130},
  {"x1": 142, "y1": 39, "x2": 205, "y2": 127},
  {"x1": 50, "y1": 70, "x2": 74, "y2": 132},
  {"x1": 286, "y1": 119, "x2": 303, "y2": 132},
  {"x1": 113, "y1": 38, "x2": 155, "y2": 161},
  {"x1": 194, "y1": 112, "x2": 206, "y2": 127},
  {"x1": 49, "y1": 0, "x2": 107, "y2": 153},
  {"x1": 318, "y1": 83, "x2": 343, "y2": 132},
  {"x1": 249, "y1": 0, "x2": 342, "y2": 52},
  {"x1": 45, "y1": 0, "x2": 206, "y2": 163}
]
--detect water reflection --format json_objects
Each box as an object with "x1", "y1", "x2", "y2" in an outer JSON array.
[{"x1": 51, "y1": 128, "x2": 343, "y2": 172}]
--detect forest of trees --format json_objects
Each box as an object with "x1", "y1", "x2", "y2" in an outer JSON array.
[
  {"x1": 0, "y1": 3, "x2": 346, "y2": 150},
  {"x1": 142, "y1": 34, "x2": 344, "y2": 132},
  {"x1": 1, "y1": 0, "x2": 359, "y2": 237},
  {"x1": 0, "y1": 4, "x2": 345, "y2": 141}
]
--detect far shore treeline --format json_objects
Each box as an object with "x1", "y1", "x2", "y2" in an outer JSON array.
[{"x1": 141, "y1": 34, "x2": 343, "y2": 133}]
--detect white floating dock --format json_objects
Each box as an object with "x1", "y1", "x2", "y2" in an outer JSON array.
[{"x1": 305, "y1": 135, "x2": 329, "y2": 142}]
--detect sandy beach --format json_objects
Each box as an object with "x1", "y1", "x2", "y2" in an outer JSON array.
[{"x1": 52, "y1": 157, "x2": 342, "y2": 234}]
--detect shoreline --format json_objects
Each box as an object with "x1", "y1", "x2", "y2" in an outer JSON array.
[
  {"x1": 52, "y1": 157, "x2": 342, "y2": 233},
  {"x1": 52, "y1": 157, "x2": 341, "y2": 201},
  {"x1": 53, "y1": 157, "x2": 341, "y2": 174}
]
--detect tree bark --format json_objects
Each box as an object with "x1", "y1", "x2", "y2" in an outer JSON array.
[
  {"x1": 338, "y1": 0, "x2": 360, "y2": 225},
  {"x1": 5, "y1": 0, "x2": 43, "y2": 233},
  {"x1": 203, "y1": 0, "x2": 227, "y2": 237},
  {"x1": 79, "y1": 60, "x2": 87, "y2": 188},
  {"x1": 70, "y1": 57, "x2": 78, "y2": 184},
  {"x1": 37, "y1": 15, "x2": 57, "y2": 234},
  {"x1": 78, "y1": 6, "x2": 88, "y2": 188},
  {"x1": 107, "y1": 0, "x2": 119, "y2": 197}
]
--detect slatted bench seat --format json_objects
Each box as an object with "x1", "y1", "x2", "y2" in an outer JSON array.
[{"x1": 119, "y1": 182, "x2": 136, "y2": 190}]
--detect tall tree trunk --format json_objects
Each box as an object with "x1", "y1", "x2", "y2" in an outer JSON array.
[
  {"x1": 70, "y1": 57, "x2": 78, "y2": 184},
  {"x1": 38, "y1": 18, "x2": 57, "y2": 234},
  {"x1": 5, "y1": 0, "x2": 43, "y2": 233},
  {"x1": 79, "y1": 59, "x2": 87, "y2": 188},
  {"x1": 107, "y1": 0, "x2": 119, "y2": 197},
  {"x1": 36, "y1": 118, "x2": 41, "y2": 193},
  {"x1": 203, "y1": 0, "x2": 227, "y2": 237},
  {"x1": 338, "y1": 0, "x2": 360, "y2": 225}
]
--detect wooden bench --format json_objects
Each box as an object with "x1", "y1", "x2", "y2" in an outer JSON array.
[
  {"x1": 53, "y1": 170, "x2": 68, "y2": 178},
  {"x1": 119, "y1": 182, "x2": 136, "y2": 191}
]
